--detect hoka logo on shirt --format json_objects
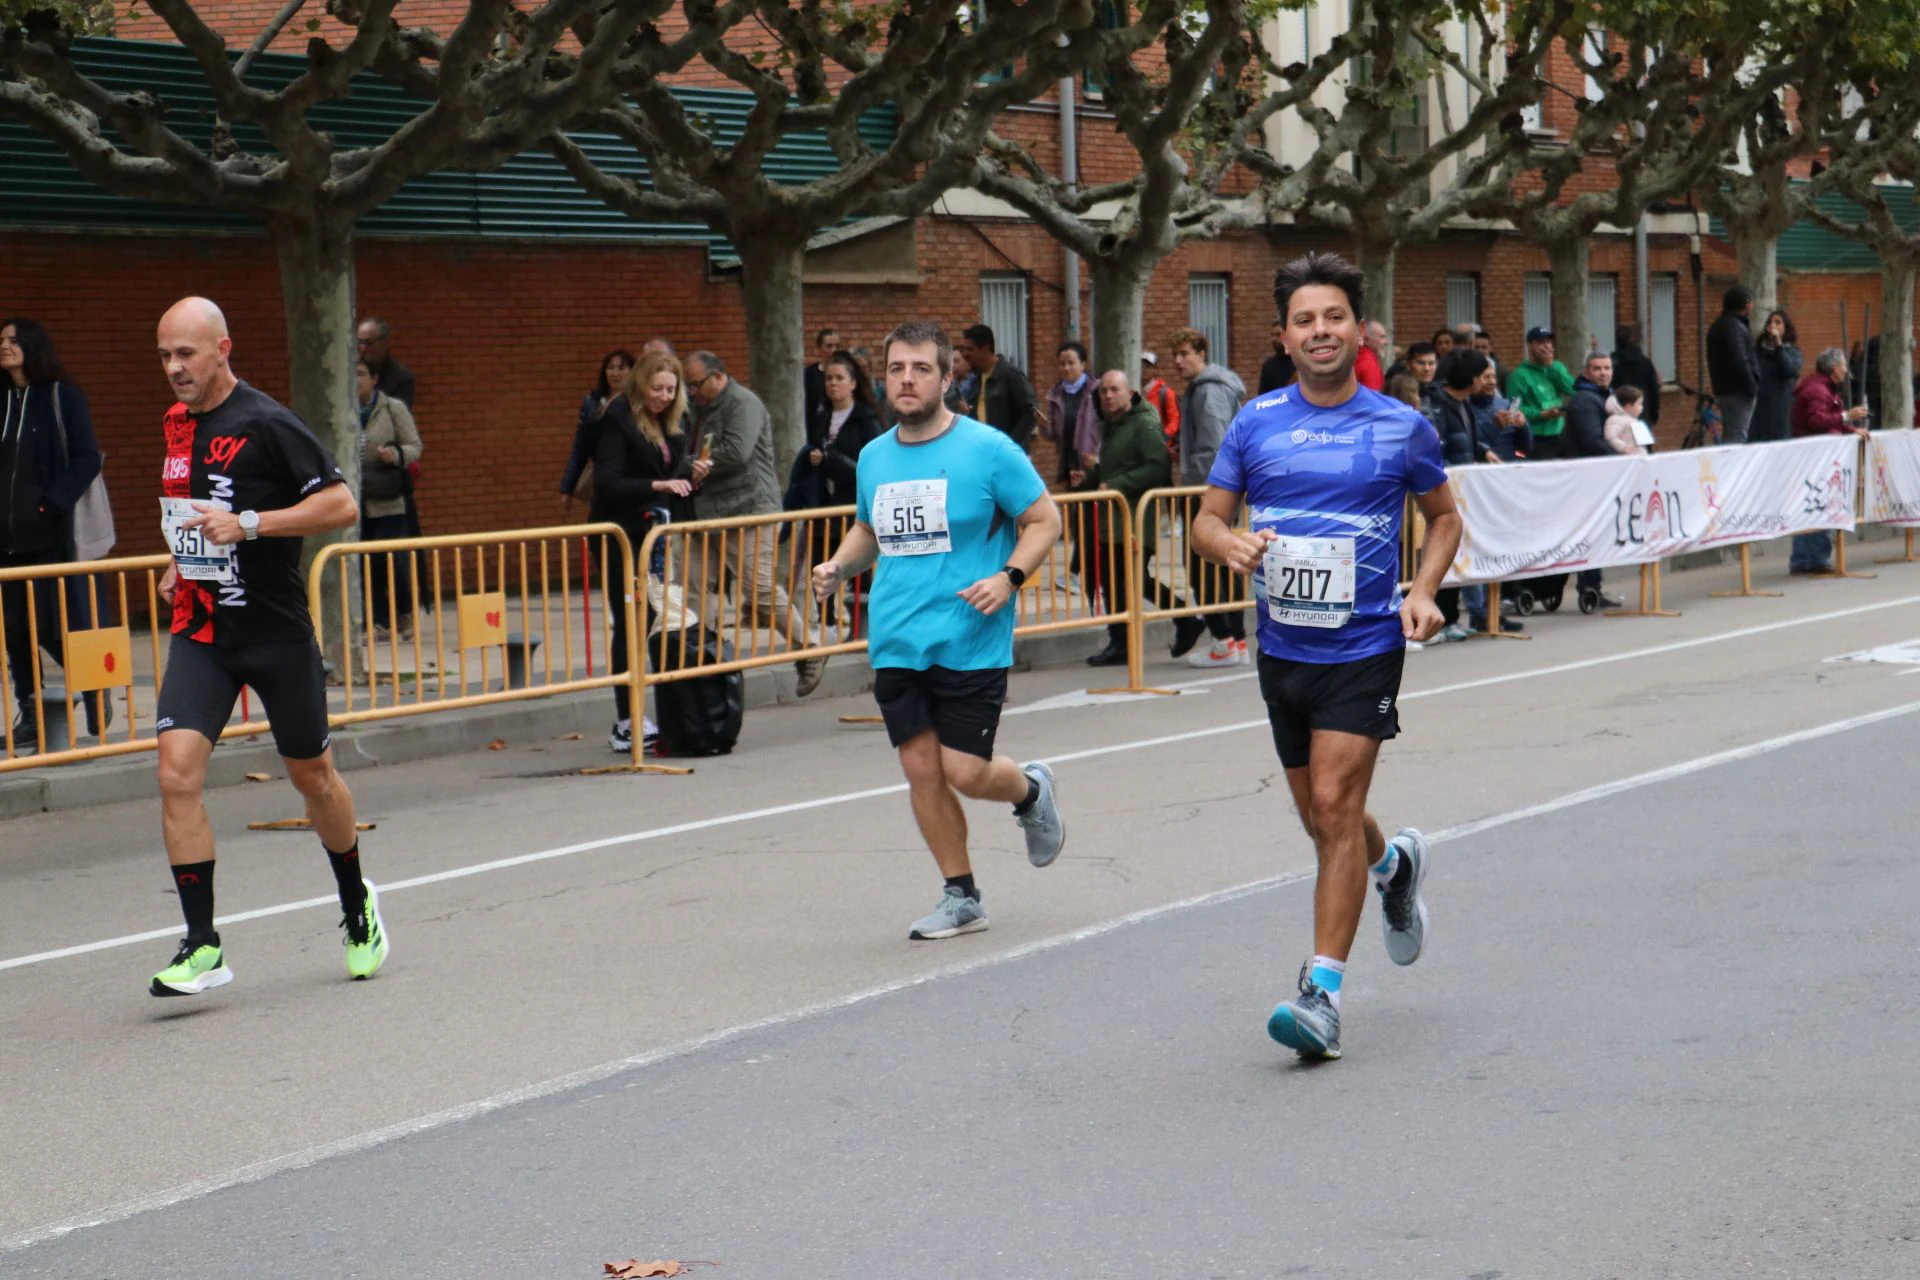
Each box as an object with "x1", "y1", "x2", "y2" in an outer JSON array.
[{"x1": 1256, "y1": 393, "x2": 1291, "y2": 410}]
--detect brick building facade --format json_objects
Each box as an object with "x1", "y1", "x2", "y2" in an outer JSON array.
[{"x1": 4, "y1": 9, "x2": 1912, "y2": 553}]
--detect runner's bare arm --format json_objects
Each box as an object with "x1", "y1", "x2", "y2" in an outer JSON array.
[
  {"x1": 814, "y1": 522, "x2": 879, "y2": 596},
  {"x1": 1402, "y1": 483, "x2": 1462, "y2": 641},
  {"x1": 958, "y1": 491, "x2": 1062, "y2": 615},
  {"x1": 185, "y1": 481, "x2": 359, "y2": 545},
  {"x1": 1191, "y1": 485, "x2": 1274, "y2": 574}
]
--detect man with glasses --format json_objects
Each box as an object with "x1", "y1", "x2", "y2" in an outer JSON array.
[
  {"x1": 683, "y1": 351, "x2": 828, "y2": 697},
  {"x1": 354, "y1": 318, "x2": 414, "y2": 410}
]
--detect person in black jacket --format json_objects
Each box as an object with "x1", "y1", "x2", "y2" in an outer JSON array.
[
  {"x1": 953, "y1": 324, "x2": 1036, "y2": 448},
  {"x1": 0, "y1": 318, "x2": 107, "y2": 751},
  {"x1": 1428, "y1": 351, "x2": 1523, "y2": 637},
  {"x1": 1609, "y1": 324, "x2": 1663, "y2": 432},
  {"x1": 559, "y1": 349, "x2": 636, "y2": 513},
  {"x1": 1706, "y1": 286, "x2": 1760, "y2": 443},
  {"x1": 795, "y1": 351, "x2": 884, "y2": 629},
  {"x1": 591, "y1": 350, "x2": 695, "y2": 755},
  {"x1": 1751, "y1": 309, "x2": 1803, "y2": 443},
  {"x1": 1563, "y1": 351, "x2": 1620, "y2": 607},
  {"x1": 1257, "y1": 318, "x2": 1296, "y2": 393}
]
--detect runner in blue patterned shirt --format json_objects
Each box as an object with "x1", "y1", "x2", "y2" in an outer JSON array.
[{"x1": 1192, "y1": 252, "x2": 1463, "y2": 1061}]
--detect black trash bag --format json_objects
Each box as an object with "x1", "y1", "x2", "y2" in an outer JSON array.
[{"x1": 648, "y1": 628, "x2": 743, "y2": 757}]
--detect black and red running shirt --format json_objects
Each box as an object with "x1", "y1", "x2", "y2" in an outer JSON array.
[{"x1": 161, "y1": 382, "x2": 345, "y2": 646}]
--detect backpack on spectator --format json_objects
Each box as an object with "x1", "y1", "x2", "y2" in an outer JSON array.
[{"x1": 52, "y1": 383, "x2": 116, "y2": 561}]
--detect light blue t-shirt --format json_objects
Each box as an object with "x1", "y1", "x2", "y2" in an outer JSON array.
[
  {"x1": 857, "y1": 415, "x2": 1047, "y2": 671},
  {"x1": 1208, "y1": 384, "x2": 1448, "y2": 664}
]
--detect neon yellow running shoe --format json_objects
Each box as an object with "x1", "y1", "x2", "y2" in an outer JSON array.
[
  {"x1": 150, "y1": 937, "x2": 232, "y2": 997},
  {"x1": 341, "y1": 880, "x2": 389, "y2": 980}
]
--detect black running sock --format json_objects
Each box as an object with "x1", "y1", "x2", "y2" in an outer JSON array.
[
  {"x1": 172, "y1": 861, "x2": 216, "y2": 942},
  {"x1": 945, "y1": 873, "x2": 979, "y2": 902},
  {"x1": 325, "y1": 842, "x2": 367, "y2": 913},
  {"x1": 1013, "y1": 778, "x2": 1041, "y2": 815}
]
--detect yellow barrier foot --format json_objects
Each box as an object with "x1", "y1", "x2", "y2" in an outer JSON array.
[
  {"x1": 1085, "y1": 686, "x2": 1180, "y2": 695},
  {"x1": 1711, "y1": 544, "x2": 1783, "y2": 598},
  {"x1": 247, "y1": 819, "x2": 378, "y2": 832},
  {"x1": 1876, "y1": 530, "x2": 1918, "y2": 565},
  {"x1": 1464, "y1": 629, "x2": 1530, "y2": 642},
  {"x1": 576, "y1": 763, "x2": 696, "y2": 776}
]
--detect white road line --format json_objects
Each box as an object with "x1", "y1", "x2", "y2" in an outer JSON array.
[
  {"x1": 8, "y1": 693, "x2": 1917, "y2": 1255},
  {"x1": 3, "y1": 590, "x2": 1916, "y2": 977}
]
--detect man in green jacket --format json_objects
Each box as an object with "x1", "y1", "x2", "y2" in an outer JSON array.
[
  {"x1": 1073, "y1": 370, "x2": 1174, "y2": 667},
  {"x1": 1504, "y1": 326, "x2": 1574, "y2": 460}
]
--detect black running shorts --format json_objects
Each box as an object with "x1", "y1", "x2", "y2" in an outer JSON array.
[
  {"x1": 154, "y1": 637, "x2": 334, "y2": 760},
  {"x1": 872, "y1": 665, "x2": 1008, "y2": 760},
  {"x1": 1255, "y1": 647, "x2": 1405, "y2": 769}
]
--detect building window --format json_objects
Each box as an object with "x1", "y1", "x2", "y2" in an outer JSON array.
[
  {"x1": 980, "y1": 273, "x2": 1030, "y2": 374},
  {"x1": 1188, "y1": 274, "x2": 1231, "y2": 367},
  {"x1": 1649, "y1": 274, "x2": 1678, "y2": 379},
  {"x1": 1523, "y1": 273, "x2": 1552, "y2": 338},
  {"x1": 1581, "y1": 27, "x2": 1609, "y2": 103},
  {"x1": 1446, "y1": 274, "x2": 1480, "y2": 330},
  {"x1": 1084, "y1": 1, "x2": 1127, "y2": 98},
  {"x1": 1585, "y1": 274, "x2": 1618, "y2": 358}
]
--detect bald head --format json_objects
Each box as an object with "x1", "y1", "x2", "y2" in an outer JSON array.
[
  {"x1": 1096, "y1": 369, "x2": 1133, "y2": 419},
  {"x1": 158, "y1": 296, "x2": 235, "y2": 411}
]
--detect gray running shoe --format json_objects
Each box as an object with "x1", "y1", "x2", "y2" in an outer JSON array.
[
  {"x1": 1015, "y1": 762, "x2": 1065, "y2": 867},
  {"x1": 908, "y1": 885, "x2": 988, "y2": 940},
  {"x1": 1377, "y1": 827, "x2": 1430, "y2": 966},
  {"x1": 794, "y1": 655, "x2": 828, "y2": 698},
  {"x1": 1268, "y1": 963, "x2": 1341, "y2": 1060}
]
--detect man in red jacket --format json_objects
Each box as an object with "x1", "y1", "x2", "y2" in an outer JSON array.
[
  {"x1": 1355, "y1": 320, "x2": 1389, "y2": 391},
  {"x1": 1788, "y1": 346, "x2": 1870, "y2": 574}
]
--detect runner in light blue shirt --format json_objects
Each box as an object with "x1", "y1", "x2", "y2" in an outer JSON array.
[
  {"x1": 1190, "y1": 252, "x2": 1462, "y2": 1064},
  {"x1": 813, "y1": 320, "x2": 1067, "y2": 944}
]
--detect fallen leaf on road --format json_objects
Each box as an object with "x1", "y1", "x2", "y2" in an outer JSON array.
[
  {"x1": 244, "y1": 772, "x2": 273, "y2": 783},
  {"x1": 603, "y1": 1262, "x2": 684, "y2": 1278},
  {"x1": 562, "y1": 732, "x2": 583, "y2": 741},
  {"x1": 487, "y1": 738, "x2": 507, "y2": 751}
]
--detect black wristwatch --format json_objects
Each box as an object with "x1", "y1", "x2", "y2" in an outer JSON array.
[{"x1": 1001, "y1": 564, "x2": 1027, "y2": 589}]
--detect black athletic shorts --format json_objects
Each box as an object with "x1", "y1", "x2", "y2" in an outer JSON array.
[
  {"x1": 872, "y1": 665, "x2": 1008, "y2": 760},
  {"x1": 154, "y1": 637, "x2": 333, "y2": 760},
  {"x1": 1256, "y1": 647, "x2": 1405, "y2": 769}
]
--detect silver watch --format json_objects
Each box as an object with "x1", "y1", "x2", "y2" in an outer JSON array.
[{"x1": 238, "y1": 510, "x2": 261, "y2": 541}]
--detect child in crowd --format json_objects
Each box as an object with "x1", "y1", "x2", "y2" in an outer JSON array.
[{"x1": 1605, "y1": 385, "x2": 1653, "y2": 455}]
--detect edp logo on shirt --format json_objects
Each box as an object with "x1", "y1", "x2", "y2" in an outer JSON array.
[{"x1": 1291, "y1": 428, "x2": 1357, "y2": 446}]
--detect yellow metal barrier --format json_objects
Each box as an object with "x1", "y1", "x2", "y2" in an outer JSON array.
[
  {"x1": 1120, "y1": 486, "x2": 1254, "y2": 692},
  {"x1": 633, "y1": 491, "x2": 1134, "y2": 686},
  {"x1": 0, "y1": 553, "x2": 173, "y2": 771},
  {"x1": 309, "y1": 523, "x2": 655, "y2": 768}
]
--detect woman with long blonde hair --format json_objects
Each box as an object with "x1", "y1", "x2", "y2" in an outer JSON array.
[{"x1": 591, "y1": 350, "x2": 695, "y2": 753}]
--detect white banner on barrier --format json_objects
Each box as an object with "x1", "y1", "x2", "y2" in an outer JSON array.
[
  {"x1": 1867, "y1": 429, "x2": 1920, "y2": 527},
  {"x1": 1443, "y1": 436, "x2": 1858, "y2": 584}
]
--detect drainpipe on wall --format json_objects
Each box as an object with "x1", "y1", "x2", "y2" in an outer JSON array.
[
  {"x1": 1059, "y1": 61, "x2": 1081, "y2": 342},
  {"x1": 1634, "y1": 213, "x2": 1650, "y2": 355}
]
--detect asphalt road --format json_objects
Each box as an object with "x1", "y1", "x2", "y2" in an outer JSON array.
[{"x1": 5, "y1": 553, "x2": 1920, "y2": 1277}]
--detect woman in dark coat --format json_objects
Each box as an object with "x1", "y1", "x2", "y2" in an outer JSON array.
[
  {"x1": 591, "y1": 350, "x2": 694, "y2": 754},
  {"x1": 559, "y1": 349, "x2": 636, "y2": 513},
  {"x1": 1752, "y1": 309, "x2": 1803, "y2": 444},
  {"x1": 1, "y1": 318, "x2": 107, "y2": 750},
  {"x1": 796, "y1": 351, "x2": 883, "y2": 628}
]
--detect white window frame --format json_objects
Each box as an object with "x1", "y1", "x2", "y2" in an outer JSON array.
[
  {"x1": 1188, "y1": 274, "x2": 1231, "y2": 369},
  {"x1": 1649, "y1": 274, "x2": 1679, "y2": 381},
  {"x1": 979, "y1": 272, "x2": 1031, "y2": 374},
  {"x1": 1523, "y1": 273, "x2": 1553, "y2": 338},
  {"x1": 1446, "y1": 274, "x2": 1480, "y2": 330},
  {"x1": 1586, "y1": 275, "x2": 1618, "y2": 358},
  {"x1": 1582, "y1": 27, "x2": 1609, "y2": 102}
]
